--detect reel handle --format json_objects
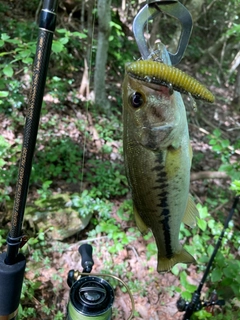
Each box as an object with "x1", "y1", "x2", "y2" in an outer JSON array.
[{"x1": 79, "y1": 244, "x2": 94, "y2": 273}]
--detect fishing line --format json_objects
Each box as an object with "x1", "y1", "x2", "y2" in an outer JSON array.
[
  {"x1": 146, "y1": 0, "x2": 150, "y2": 54},
  {"x1": 79, "y1": 0, "x2": 97, "y2": 193}
]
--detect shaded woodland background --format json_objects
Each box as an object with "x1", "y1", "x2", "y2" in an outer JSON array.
[{"x1": 0, "y1": 0, "x2": 240, "y2": 319}]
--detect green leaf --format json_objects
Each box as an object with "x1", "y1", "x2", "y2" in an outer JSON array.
[
  {"x1": 72, "y1": 31, "x2": 87, "y2": 38},
  {"x1": 213, "y1": 128, "x2": 221, "y2": 137},
  {"x1": 171, "y1": 265, "x2": 179, "y2": 276},
  {"x1": 223, "y1": 266, "x2": 233, "y2": 278},
  {"x1": 1, "y1": 33, "x2": 10, "y2": 41},
  {"x1": 211, "y1": 268, "x2": 222, "y2": 282},
  {"x1": 3, "y1": 65, "x2": 13, "y2": 77},
  {"x1": 230, "y1": 180, "x2": 240, "y2": 195},
  {"x1": 209, "y1": 138, "x2": 216, "y2": 145},
  {"x1": 197, "y1": 218, "x2": 207, "y2": 231},
  {"x1": 19, "y1": 49, "x2": 31, "y2": 58},
  {"x1": 0, "y1": 158, "x2": 6, "y2": 167},
  {"x1": 60, "y1": 37, "x2": 69, "y2": 45},
  {"x1": 181, "y1": 291, "x2": 191, "y2": 301},
  {"x1": 196, "y1": 204, "x2": 209, "y2": 219},
  {"x1": 207, "y1": 245, "x2": 214, "y2": 256},
  {"x1": 0, "y1": 91, "x2": 9, "y2": 97},
  {"x1": 219, "y1": 164, "x2": 232, "y2": 173},
  {"x1": 56, "y1": 28, "x2": 67, "y2": 34},
  {"x1": 212, "y1": 144, "x2": 222, "y2": 152},
  {"x1": 221, "y1": 139, "x2": 230, "y2": 148},
  {"x1": 52, "y1": 40, "x2": 64, "y2": 53},
  {"x1": 0, "y1": 40, "x2": 4, "y2": 47},
  {"x1": 22, "y1": 57, "x2": 33, "y2": 64}
]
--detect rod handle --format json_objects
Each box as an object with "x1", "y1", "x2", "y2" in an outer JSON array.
[
  {"x1": 79, "y1": 244, "x2": 94, "y2": 273},
  {"x1": 0, "y1": 252, "x2": 26, "y2": 318}
]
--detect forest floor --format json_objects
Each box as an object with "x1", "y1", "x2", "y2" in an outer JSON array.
[{"x1": 1, "y1": 78, "x2": 239, "y2": 319}]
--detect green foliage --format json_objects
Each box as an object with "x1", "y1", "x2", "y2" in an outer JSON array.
[
  {"x1": 70, "y1": 189, "x2": 113, "y2": 219},
  {"x1": 226, "y1": 22, "x2": 240, "y2": 41},
  {"x1": 86, "y1": 159, "x2": 128, "y2": 198},
  {"x1": 108, "y1": 12, "x2": 136, "y2": 72},
  {"x1": 0, "y1": 25, "x2": 87, "y2": 115},
  {"x1": 32, "y1": 137, "x2": 83, "y2": 184},
  {"x1": 94, "y1": 113, "x2": 122, "y2": 143},
  {"x1": 0, "y1": 229, "x2": 7, "y2": 247},
  {"x1": 230, "y1": 180, "x2": 240, "y2": 195},
  {"x1": 0, "y1": 135, "x2": 20, "y2": 201},
  {"x1": 0, "y1": 31, "x2": 36, "y2": 113},
  {"x1": 18, "y1": 228, "x2": 65, "y2": 319},
  {"x1": 208, "y1": 129, "x2": 240, "y2": 180},
  {"x1": 37, "y1": 180, "x2": 52, "y2": 200},
  {"x1": 53, "y1": 28, "x2": 87, "y2": 56},
  {"x1": 176, "y1": 203, "x2": 240, "y2": 319},
  {"x1": 88, "y1": 199, "x2": 137, "y2": 254}
]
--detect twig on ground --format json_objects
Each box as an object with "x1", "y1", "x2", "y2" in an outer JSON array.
[{"x1": 190, "y1": 171, "x2": 229, "y2": 181}]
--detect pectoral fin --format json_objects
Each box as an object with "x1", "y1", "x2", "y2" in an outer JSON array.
[
  {"x1": 133, "y1": 205, "x2": 148, "y2": 234},
  {"x1": 189, "y1": 141, "x2": 193, "y2": 165},
  {"x1": 182, "y1": 194, "x2": 199, "y2": 228}
]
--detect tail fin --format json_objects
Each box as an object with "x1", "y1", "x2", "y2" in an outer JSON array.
[{"x1": 157, "y1": 248, "x2": 196, "y2": 273}]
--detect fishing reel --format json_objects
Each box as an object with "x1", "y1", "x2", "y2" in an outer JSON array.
[
  {"x1": 66, "y1": 244, "x2": 134, "y2": 320},
  {"x1": 177, "y1": 290, "x2": 225, "y2": 319}
]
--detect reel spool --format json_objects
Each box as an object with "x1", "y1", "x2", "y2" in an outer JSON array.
[{"x1": 67, "y1": 276, "x2": 114, "y2": 320}]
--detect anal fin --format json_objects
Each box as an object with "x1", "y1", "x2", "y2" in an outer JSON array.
[{"x1": 182, "y1": 194, "x2": 199, "y2": 228}]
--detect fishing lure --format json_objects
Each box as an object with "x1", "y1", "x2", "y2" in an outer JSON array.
[{"x1": 126, "y1": 60, "x2": 215, "y2": 103}]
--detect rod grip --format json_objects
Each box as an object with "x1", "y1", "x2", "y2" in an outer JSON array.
[
  {"x1": 0, "y1": 252, "x2": 26, "y2": 317},
  {"x1": 79, "y1": 244, "x2": 94, "y2": 273}
]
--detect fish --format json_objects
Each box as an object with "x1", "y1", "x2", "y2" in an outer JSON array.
[{"x1": 122, "y1": 48, "x2": 212, "y2": 272}]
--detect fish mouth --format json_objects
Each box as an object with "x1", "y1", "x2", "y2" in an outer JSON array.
[
  {"x1": 128, "y1": 73, "x2": 172, "y2": 94},
  {"x1": 142, "y1": 123, "x2": 173, "y2": 131}
]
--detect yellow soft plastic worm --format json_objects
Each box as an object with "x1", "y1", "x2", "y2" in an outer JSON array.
[{"x1": 126, "y1": 60, "x2": 215, "y2": 103}]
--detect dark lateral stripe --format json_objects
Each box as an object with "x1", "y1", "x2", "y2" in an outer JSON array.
[
  {"x1": 157, "y1": 200, "x2": 168, "y2": 208},
  {"x1": 153, "y1": 153, "x2": 173, "y2": 259},
  {"x1": 161, "y1": 210, "x2": 173, "y2": 259},
  {"x1": 155, "y1": 177, "x2": 167, "y2": 184},
  {"x1": 152, "y1": 165, "x2": 164, "y2": 171}
]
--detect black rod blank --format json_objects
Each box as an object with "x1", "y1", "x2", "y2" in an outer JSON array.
[{"x1": 5, "y1": 0, "x2": 59, "y2": 265}]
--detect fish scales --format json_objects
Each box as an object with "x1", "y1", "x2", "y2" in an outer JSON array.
[{"x1": 123, "y1": 64, "x2": 199, "y2": 272}]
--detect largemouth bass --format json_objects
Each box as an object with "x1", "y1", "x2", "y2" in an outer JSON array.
[{"x1": 122, "y1": 49, "x2": 213, "y2": 273}]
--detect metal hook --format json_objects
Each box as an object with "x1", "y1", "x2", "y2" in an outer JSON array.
[{"x1": 133, "y1": 0, "x2": 193, "y2": 65}]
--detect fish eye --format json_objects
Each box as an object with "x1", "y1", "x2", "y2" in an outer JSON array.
[{"x1": 129, "y1": 92, "x2": 144, "y2": 108}]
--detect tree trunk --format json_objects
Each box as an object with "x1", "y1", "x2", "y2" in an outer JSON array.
[
  {"x1": 94, "y1": 0, "x2": 111, "y2": 113},
  {"x1": 233, "y1": 64, "x2": 240, "y2": 110},
  {"x1": 86, "y1": 0, "x2": 95, "y2": 67}
]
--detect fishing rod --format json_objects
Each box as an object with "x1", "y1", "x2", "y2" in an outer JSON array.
[
  {"x1": 177, "y1": 196, "x2": 239, "y2": 319},
  {"x1": 0, "y1": 0, "x2": 59, "y2": 318},
  {"x1": 0, "y1": 2, "x2": 135, "y2": 319}
]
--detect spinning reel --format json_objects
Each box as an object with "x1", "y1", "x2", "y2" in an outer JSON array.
[{"x1": 66, "y1": 244, "x2": 134, "y2": 320}]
